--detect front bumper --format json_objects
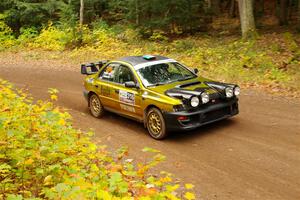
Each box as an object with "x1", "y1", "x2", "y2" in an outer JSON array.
[{"x1": 163, "y1": 98, "x2": 239, "y2": 131}]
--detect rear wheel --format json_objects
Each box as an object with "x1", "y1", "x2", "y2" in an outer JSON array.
[
  {"x1": 146, "y1": 108, "x2": 168, "y2": 139},
  {"x1": 89, "y1": 93, "x2": 104, "y2": 118}
]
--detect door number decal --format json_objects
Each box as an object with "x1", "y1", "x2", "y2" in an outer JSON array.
[{"x1": 119, "y1": 90, "x2": 135, "y2": 105}]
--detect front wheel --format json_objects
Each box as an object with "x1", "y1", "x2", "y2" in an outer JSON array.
[
  {"x1": 89, "y1": 93, "x2": 104, "y2": 118},
  {"x1": 146, "y1": 108, "x2": 168, "y2": 139}
]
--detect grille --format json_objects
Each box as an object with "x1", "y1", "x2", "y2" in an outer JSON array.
[
  {"x1": 202, "y1": 107, "x2": 231, "y2": 123},
  {"x1": 209, "y1": 92, "x2": 220, "y2": 99},
  {"x1": 208, "y1": 92, "x2": 222, "y2": 105}
]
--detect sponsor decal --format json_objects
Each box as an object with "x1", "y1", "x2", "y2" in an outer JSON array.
[
  {"x1": 120, "y1": 104, "x2": 135, "y2": 113},
  {"x1": 119, "y1": 90, "x2": 135, "y2": 105}
]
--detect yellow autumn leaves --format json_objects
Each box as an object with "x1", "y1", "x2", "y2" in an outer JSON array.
[{"x1": 0, "y1": 79, "x2": 197, "y2": 199}]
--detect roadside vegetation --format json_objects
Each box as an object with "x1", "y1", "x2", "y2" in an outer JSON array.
[
  {"x1": 0, "y1": 79, "x2": 195, "y2": 199},
  {"x1": 1, "y1": 18, "x2": 300, "y2": 96},
  {"x1": 1, "y1": 0, "x2": 300, "y2": 96}
]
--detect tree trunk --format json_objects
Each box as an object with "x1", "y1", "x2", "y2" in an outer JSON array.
[
  {"x1": 279, "y1": 0, "x2": 289, "y2": 25},
  {"x1": 230, "y1": 0, "x2": 237, "y2": 18},
  {"x1": 78, "y1": 0, "x2": 84, "y2": 45},
  {"x1": 256, "y1": 0, "x2": 264, "y2": 17},
  {"x1": 203, "y1": 0, "x2": 213, "y2": 24},
  {"x1": 212, "y1": 0, "x2": 220, "y2": 15},
  {"x1": 135, "y1": 0, "x2": 139, "y2": 25},
  {"x1": 298, "y1": 0, "x2": 300, "y2": 29},
  {"x1": 206, "y1": 0, "x2": 212, "y2": 11},
  {"x1": 238, "y1": 0, "x2": 256, "y2": 38},
  {"x1": 80, "y1": 0, "x2": 84, "y2": 25}
]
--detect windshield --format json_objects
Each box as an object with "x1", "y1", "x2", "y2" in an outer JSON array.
[{"x1": 136, "y1": 62, "x2": 197, "y2": 87}]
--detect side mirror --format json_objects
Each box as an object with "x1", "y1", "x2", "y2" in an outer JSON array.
[
  {"x1": 125, "y1": 81, "x2": 136, "y2": 88},
  {"x1": 193, "y1": 68, "x2": 199, "y2": 74},
  {"x1": 81, "y1": 63, "x2": 99, "y2": 75}
]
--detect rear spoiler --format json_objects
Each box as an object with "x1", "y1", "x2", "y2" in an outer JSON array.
[{"x1": 81, "y1": 60, "x2": 109, "y2": 75}]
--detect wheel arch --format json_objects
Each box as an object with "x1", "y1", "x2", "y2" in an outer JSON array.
[
  {"x1": 87, "y1": 91, "x2": 97, "y2": 107},
  {"x1": 143, "y1": 104, "x2": 161, "y2": 127}
]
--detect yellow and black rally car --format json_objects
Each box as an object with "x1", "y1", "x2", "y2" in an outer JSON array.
[{"x1": 81, "y1": 55, "x2": 239, "y2": 139}]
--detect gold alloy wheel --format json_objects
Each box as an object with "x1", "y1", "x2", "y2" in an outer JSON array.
[
  {"x1": 148, "y1": 112, "x2": 162, "y2": 135},
  {"x1": 90, "y1": 95, "x2": 101, "y2": 115}
]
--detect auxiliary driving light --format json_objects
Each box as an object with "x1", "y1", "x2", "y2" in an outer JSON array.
[
  {"x1": 225, "y1": 87, "x2": 234, "y2": 98},
  {"x1": 234, "y1": 86, "x2": 240, "y2": 96},
  {"x1": 190, "y1": 96, "x2": 200, "y2": 107},
  {"x1": 201, "y1": 92, "x2": 210, "y2": 104}
]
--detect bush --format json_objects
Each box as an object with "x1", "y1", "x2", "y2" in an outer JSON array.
[
  {"x1": 30, "y1": 24, "x2": 72, "y2": 51},
  {"x1": 17, "y1": 27, "x2": 39, "y2": 46},
  {"x1": 0, "y1": 80, "x2": 195, "y2": 199},
  {"x1": 0, "y1": 14, "x2": 16, "y2": 50},
  {"x1": 172, "y1": 39, "x2": 196, "y2": 52},
  {"x1": 149, "y1": 30, "x2": 168, "y2": 42}
]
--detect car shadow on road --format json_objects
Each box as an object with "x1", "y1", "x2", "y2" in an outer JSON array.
[{"x1": 165, "y1": 118, "x2": 238, "y2": 142}]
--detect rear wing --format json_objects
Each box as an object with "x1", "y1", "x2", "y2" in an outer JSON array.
[{"x1": 81, "y1": 60, "x2": 109, "y2": 75}]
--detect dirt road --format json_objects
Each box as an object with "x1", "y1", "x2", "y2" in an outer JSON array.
[{"x1": 1, "y1": 62, "x2": 300, "y2": 200}]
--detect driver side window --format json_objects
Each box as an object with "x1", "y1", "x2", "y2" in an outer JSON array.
[
  {"x1": 99, "y1": 63, "x2": 119, "y2": 82},
  {"x1": 115, "y1": 65, "x2": 135, "y2": 84}
]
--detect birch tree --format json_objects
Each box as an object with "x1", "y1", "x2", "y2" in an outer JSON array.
[
  {"x1": 238, "y1": 0, "x2": 256, "y2": 38},
  {"x1": 80, "y1": 0, "x2": 84, "y2": 26}
]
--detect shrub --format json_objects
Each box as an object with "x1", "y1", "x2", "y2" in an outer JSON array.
[
  {"x1": 149, "y1": 30, "x2": 168, "y2": 42},
  {"x1": 30, "y1": 24, "x2": 72, "y2": 51},
  {"x1": 17, "y1": 27, "x2": 39, "y2": 46},
  {"x1": 172, "y1": 39, "x2": 196, "y2": 52},
  {"x1": 0, "y1": 80, "x2": 195, "y2": 199},
  {"x1": 0, "y1": 14, "x2": 16, "y2": 50}
]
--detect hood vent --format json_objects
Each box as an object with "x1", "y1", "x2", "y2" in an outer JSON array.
[
  {"x1": 176, "y1": 81, "x2": 201, "y2": 88},
  {"x1": 165, "y1": 88, "x2": 201, "y2": 99}
]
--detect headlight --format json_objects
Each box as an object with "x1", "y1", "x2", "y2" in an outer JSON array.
[
  {"x1": 234, "y1": 86, "x2": 240, "y2": 96},
  {"x1": 190, "y1": 96, "x2": 200, "y2": 107},
  {"x1": 225, "y1": 87, "x2": 234, "y2": 98},
  {"x1": 201, "y1": 92, "x2": 209, "y2": 104}
]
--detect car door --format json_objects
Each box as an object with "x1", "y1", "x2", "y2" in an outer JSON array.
[
  {"x1": 94, "y1": 62, "x2": 120, "y2": 111},
  {"x1": 113, "y1": 64, "x2": 143, "y2": 120}
]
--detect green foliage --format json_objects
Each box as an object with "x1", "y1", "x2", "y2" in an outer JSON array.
[
  {"x1": 0, "y1": 18, "x2": 299, "y2": 93},
  {"x1": 0, "y1": 80, "x2": 195, "y2": 199},
  {"x1": 58, "y1": 1, "x2": 78, "y2": 28},
  {"x1": 283, "y1": 32, "x2": 299, "y2": 52},
  {"x1": 0, "y1": 0, "x2": 208, "y2": 37},
  {"x1": 1, "y1": 0, "x2": 63, "y2": 32},
  {"x1": 17, "y1": 27, "x2": 39, "y2": 45},
  {"x1": 108, "y1": 0, "x2": 206, "y2": 34},
  {"x1": 0, "y1": 0, "x2": 106, "y2": 33},
  {"x1": 0, "y1": 14, "x2": 16, "y2": 50},
  {"x1": 149, "y1": 30, "x2": 168, "y2": 42},
  {"x1": 172, "y1": 39, "x2": 196, "y2": 52},
  {"x1": 29, "y1": 23, "x2": 72, "y2": 51}
]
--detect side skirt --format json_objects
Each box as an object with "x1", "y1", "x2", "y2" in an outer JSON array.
[{"x1": 104, "y1": 107, "x2": 144, "y2": 123}]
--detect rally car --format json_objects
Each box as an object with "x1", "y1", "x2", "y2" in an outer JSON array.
[{"x1": 81, "y1": 55, "x2": 239, "y2": 139}]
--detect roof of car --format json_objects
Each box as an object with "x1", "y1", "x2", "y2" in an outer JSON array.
[{"x1": 117, "y1": 55, "x2": 170, "y2": 66}]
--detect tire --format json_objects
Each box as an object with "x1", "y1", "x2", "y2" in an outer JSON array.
[
  {"x1": 89, "y1": 93, "x2": 104, "y2": 118},
  {"x1": 146, "y1": 107, "x2": 168, "y2": 139}
]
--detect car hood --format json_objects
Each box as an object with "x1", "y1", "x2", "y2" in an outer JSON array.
[{"x1": 147, "y1": 77, "x2": 225, "y2": 100}]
